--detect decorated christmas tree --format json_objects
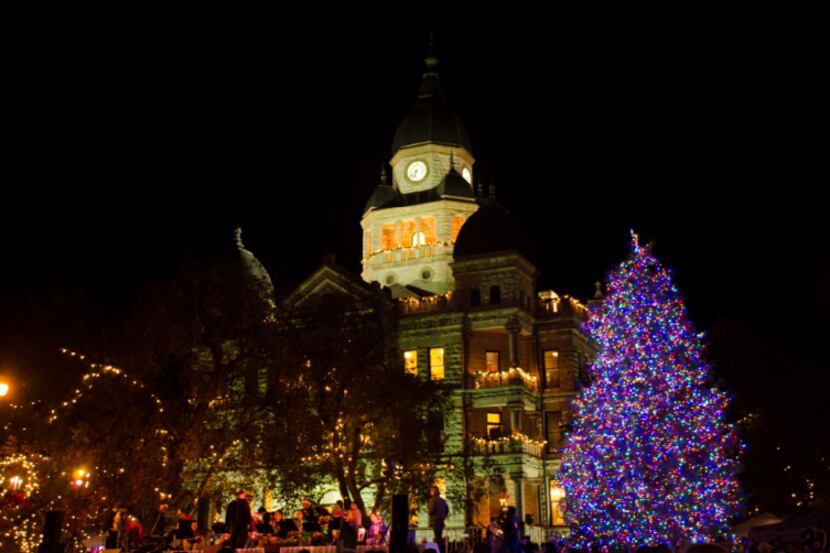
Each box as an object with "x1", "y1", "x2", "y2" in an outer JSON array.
[{"x1": 561, "y1": 232, "x2": 742, "y2": 547}]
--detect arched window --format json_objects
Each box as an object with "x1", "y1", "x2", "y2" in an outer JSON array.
[
  {"x1": 470, "y1": 288, "x2": 481, "y2": 307},
  {"x1": 412, "y1": 231, "x2": 426, "y2": 246},
  {"x1": 490, "y1": 285, "x2": 501, "y2": 304}
]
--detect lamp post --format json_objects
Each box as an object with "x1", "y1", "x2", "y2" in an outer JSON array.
[{"x1": 65, "y1": 468, "x2": 91, "y2": 552}]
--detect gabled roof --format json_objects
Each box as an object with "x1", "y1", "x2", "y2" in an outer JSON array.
[{"x1": 281, "y1": 257, "x2": 386, "y2": 309}]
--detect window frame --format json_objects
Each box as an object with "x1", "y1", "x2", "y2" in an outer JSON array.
[
  {"x1": 486, "y1": 411, "x2": 503, "y2": 439},
  {"x1": 485, "y1": 351, "x2": 500, "y2": 373},
  {"x1": 545, "y1": 410, "x2": 562, "y2": 453},
  {"x1": 403, "y1": 350, "x2": 418, "y2": 376},
  {"x1": 543, "y1": 350, "x2": 560, "y2": 388},
  {"x1": 429, "y1": 347, "x2": 445, "y2": 381}
]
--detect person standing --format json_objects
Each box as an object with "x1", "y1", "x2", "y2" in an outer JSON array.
[
  {"x1": 300, "y1": 497, "x2": 322, "y2": 532},
  {"x1": 225, "y1": 490, "x2": 252, "y2": 549},
  {"x1": 427, "y1": 486, "x2": 449, "y2": 553},
  {"x1": 498, "y1": 506, "x2": 519, "y2": 553}
]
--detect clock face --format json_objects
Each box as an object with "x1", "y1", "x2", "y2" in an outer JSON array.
[
  {"x1": 462, "y1": 166, "x2": 472, "y2": 184},
  {"x1": 406, "y1": 160, "x2": 428, "y2": 182}
]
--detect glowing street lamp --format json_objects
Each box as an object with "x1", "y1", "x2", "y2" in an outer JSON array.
[
  {"x1": 0, "y1": 382, "x2": 9, "y2": 397},
  {"x1": 70, "y1": 468, "x2": 90, "y2": 489}
]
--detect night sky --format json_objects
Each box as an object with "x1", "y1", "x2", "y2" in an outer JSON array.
[{"x1": 2, "y1": 11, "x2": 827, "y2": 510}]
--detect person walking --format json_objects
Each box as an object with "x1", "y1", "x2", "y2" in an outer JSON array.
[
  {"x1": 225, "y1": 490, "x2": 252, "y2": 549},
  {"x1": 427, "y1": 486, "x2": 449, "y2": 553}
]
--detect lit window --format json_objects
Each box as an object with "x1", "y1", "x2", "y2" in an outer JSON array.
[
  {"x1": 418, "y1": 217, "x2": 436, "y2": 245},
  {"x1": 544, "y1": 350, "x2": 560, "y2": 388},
  {"x1": 485, "y1": 352, "x2": 500, "y2": 373},
  {"x1": 412, "y1": 231, "x2": 426, "y2": 247},
  {"x1": 486, "y1": 412, "x2": 503, "y2": 439},
  {"x1": 430, "y1": 348, "x2": 445, "y2": 381},
  {"x1": 550, "y1": 479, "x2": 566, "y2": 526},
  {"x1": 382, "y1": 224, "x2": 397, "y2": 250},
  {"x1": 451, "y1": 216, "x2": 465, "y2": 242},
  {"x1": 401, "y1": 220, "x2": 416, "y2": 247},
  {"x1": 404, "y1": 350, "x2": 418, "y2": 376}
]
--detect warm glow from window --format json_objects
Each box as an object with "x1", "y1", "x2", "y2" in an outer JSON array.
[
  {"x1": 418, "y1": 217, "x2": 436, "y2": 245},
  {"x1": 486, "y1": 412, "x2": 502, "y2": 439},
  {"x1": 412, "y1": 231, "x2": 426, "y2": 247},
  {"x1": 382, "y1": 224, "x2": 397, "y2": 250},
  {"x1": 404, "y1": 350, "x2": 418, "y2": 376},
  {"x1": 451, "y1": 216, "x2": 465, "y2": 242},
  {"x1": 430, "y1": 348, "x2": 445, "y2": 381},
  {"x1": 550, "y1": 479, "x2": 566, "y2": 526},
  {"x1": 544, "y1": 350, "x2": 560, "y2": 388},
  {"x1": 401, "y1": 220, "x2": 416, "y2": 247},
  {"x1": 485, "y1": 352, "x2": 500, "y2": 372}
]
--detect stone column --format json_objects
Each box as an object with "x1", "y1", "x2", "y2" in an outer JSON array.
[
  {"x1": 506, "y1": 316, "x2": 520, "y2": 367},
  {"x1": 508, "y1": 401, "x2": 523, "y2": 435},
  {"x1": 525, "y1": 478, "x2": 541, "y2": 527},
  {"x1": 510, "y1": 473, "x2": 525, "y2": 522}
]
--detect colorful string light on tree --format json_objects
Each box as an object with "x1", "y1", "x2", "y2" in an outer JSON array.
[{"x1": 560, "y1": 231, "x2": 742, "y2": 547}]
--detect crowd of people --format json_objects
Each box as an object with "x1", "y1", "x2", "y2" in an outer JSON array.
[{"x1": 222, "y1": 490, "x2": 390, "y2": 550}]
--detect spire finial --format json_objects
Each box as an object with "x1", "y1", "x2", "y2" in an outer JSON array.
[
  {"x1": 234, "y1": 226, "x2": 244, "y2": 249},
  {"x1": 594, "y1": 281, "x2": 604, "y2": 299},
  {"x1": 425, "y1": 28, "x2": 438, "y2": 70}
]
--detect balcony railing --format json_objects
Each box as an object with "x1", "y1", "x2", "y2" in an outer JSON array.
[
  {"x1": 398, "y1": 292, "x2": 454, "y2": 315},
  {"x1": 470, "y1": 433, "x2": 546, "y2": 457},
  {"x1": 473, "y1": 367, "x2": 538, "y2": 391},
  {"x1": 365, "y1": 241, "x2": 454, "y2": 267}
]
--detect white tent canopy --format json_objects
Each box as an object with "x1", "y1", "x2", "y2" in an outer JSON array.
[{"x1": 733, "y1": 512, "x2": 783, "y2": 538}]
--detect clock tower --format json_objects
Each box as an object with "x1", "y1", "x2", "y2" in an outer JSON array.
[{"x1": 361, "y1": 51, "x2": 479, "y2": 296}]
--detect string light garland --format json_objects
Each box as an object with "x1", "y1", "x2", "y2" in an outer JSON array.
[
  {"x1": 470, "y1": 433, "x2": 546, "y2": 456},
  {"x1": 474, "y1": 367, "x2": 537, "y2": 390},
  {"x1": 0, "y1": 451, "x2": 46, "y2": 552},
  {"x1": 560, "y1": 232, "x2": 742, "y2": 547}
]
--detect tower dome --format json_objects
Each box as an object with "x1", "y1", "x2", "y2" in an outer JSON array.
[
  {"x1": 391, "y1": 53, "x2": 472, "y2": 154},
  {"x1": 453, "y1": 201, "x2": 535, "y2": 262},
  {"x1": 233, "y1": 227, "x2": 275, "y2": 301}
]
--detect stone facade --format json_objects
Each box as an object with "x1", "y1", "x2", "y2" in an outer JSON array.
[
  {"x1": 361, "y1": 197, "x2": 479, "y2": 295},
  {"x1": 292, "y1": 53, "x2": 595, "y2": 538},
  {"x1": 393, "y1": 250, "x2": 593, "y2": 534}
]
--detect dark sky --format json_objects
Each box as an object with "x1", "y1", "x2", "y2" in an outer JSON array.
[{"x1": 2, "y1": 10, "x2": 828, "y2": 508}]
